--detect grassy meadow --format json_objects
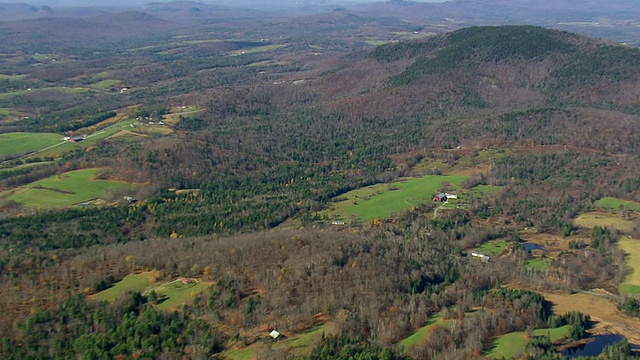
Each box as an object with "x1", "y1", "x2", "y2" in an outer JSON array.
[
  {"x1": 222, "y1": 323, "x2": 335, "y2": 360},
  {"x1": 92, "y1": 272, "x2": 159, "y2": 302},
  {"x1": 574, "y1": 212, "x2": 636, "y2": 233},
  {"x1": 618, "y1": 236, "x2": 640, "y2": 294},
  {"x1": 3, "y1": 169, "x2": 129, "y2": 209},
  {"x1": 319, "y1": 174, "x2": 468, "y2": 222},
  {"x1": 0, "y1": 132, "x2": 62, "y2": 156},
  {"x1": 474, "y1": 239, "x2": 510, "y2": 257},
  {"x1": 486, "y1": 325, "x2": 570, "y2": 359},
  {"x1": 92, "y1": 271, "x2": 210, "y2": 310},
  {"x1": 596, "y1": 197, "x2": 640, "y2": 212},
  {"x1": 399, "y1": 313, "x2": 444, "y2": 351},
  {"x1": 155, "y1": 281, "x2": 209, "y2": 311}
]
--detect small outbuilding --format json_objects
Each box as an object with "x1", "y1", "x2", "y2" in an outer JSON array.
[{"x1": 433, "y1": 193, "x2": 447, "y2": 202}]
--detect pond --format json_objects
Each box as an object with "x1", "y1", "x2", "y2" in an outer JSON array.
[
  {"x1": 522, "y1": 242, "x2": 545, "y2": 252},
  {"x1": 561, "y1": 334, "x2": 640, "y2": 358}
]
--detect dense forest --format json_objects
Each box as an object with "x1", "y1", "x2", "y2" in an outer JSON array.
[{"x1": 1, "y1": 14, "x2": 640, "y2": 359}]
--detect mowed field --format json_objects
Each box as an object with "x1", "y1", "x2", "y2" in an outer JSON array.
[
  {"x1": 2, "y1": 169, "x2": 129, "y2": 208},
  {"x1": 485, "y1": 325, "x2": 570, "y2": 359},
  {"x1": 0, "y1": 132, "x2": 62, "y2": 156},
  {"x1": 92, "y1": 271, "x2": 159, "y2": 302},
  {"x1": 223, "y1": 323, "x2": 337, "y2": 360},
  {"x1": 92, "y1": 271, "x2": 211, "y2": 311},
  {"x1": 618, "y1": 236, "x2": 640, "y2": 294},
  {"x1": 318, "y1": 174, "x2": 468, "y2": 222},
  {"x1": 595, "y1": 197, "x2": 640, "y2": 212},
  {"x1": 573, "y1": 212, "x2": 636, "y2": 233}
]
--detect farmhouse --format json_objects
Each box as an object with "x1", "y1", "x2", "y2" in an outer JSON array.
[
  {"x1": 70, "y1": 135, "x2": 84, "y2": 143},
  {"x1": 470, "y1": 252, "x2": 490, "y2": 262},
  {"x1": 433, "y1": 193, "x2": 448, "y2": 202}
]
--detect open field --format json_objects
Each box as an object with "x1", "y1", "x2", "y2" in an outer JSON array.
[
  {"x1": 0, "y1": 73, "x2": 26, "y2": 80},
  {"x1": 485, "y1": 325, "x2": 570, "y2": 359},
  {"x1": 474, "y1": 239, "x2": 510, "y2": 256},
  {"x1": 0, "y1": 107, "x2": 16, "y2": 116},
  {"x1": 88, "y1": 79, "x2": 121, "y2": 90},
  {"x1": 0, "y1": 86, "x2": 93, "y2": 100},
  {"x1": 318, "y1": 174, "x2": 468, "y2": 222},
  {"x1": 618, "y1": 236, "x2": 640, "y2": 294},
  {"x1": 162, "y1": 105, "x2": 203, "y2": 125},
  {"x1": 574, "y1": 212, "x2": 636, "y2": 233},
  {"x1": 222, "y1": 323, "x2": 336, "y2": 360},
  {"x1": 0, "y1": 162, "x2": 53, "y2": 175},
  {"x1": 541, "y1": 291, "x2": 640, "y2": 344},
  {"x1": 470, "y1": 185, "x2": 502, "y2": 196},
  {"x1": 92, "y1": 271, "x2": 159, "y2": 302},
  {"x1": 399, "y1": 313, "x2": 444, "y2": 350},
  {"x1": 229, "y1": 44, "x2": 287, "y2": 56},
  {"x1": 155, "y1": 280, "x2": 209, "y2": 311},
  {"x1": 596, "y1": 197, "x2": 640, "y2": 212},
  {"x1": 246, "y1": 60, "x2": 288, "y2": 67},
  {"x1": 0, "y1": 132, "x2": 63, "y2": 156},
  {"x1": 2, "y1": 169, "x2": 129, "y2": 209},
  {"x1": 92, "y1": 271, "x2": 210, "y2": 310},
  {"x1": 525, "y1": 257, "x2": 552, "y2": 271}
]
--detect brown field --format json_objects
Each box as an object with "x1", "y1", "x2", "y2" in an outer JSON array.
[
  {"x1": 574, "y1": 212, "x2": 636, "y2": 233},
  {"x1": 541, "y1": 291, "x2": 640, "y2": 344}
]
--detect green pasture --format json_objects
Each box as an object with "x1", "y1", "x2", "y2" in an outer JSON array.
[
  {"x1": 471, "y1": 185, "x2": 502, "y2": 196},
  {"x1": 486, "y1": 325, "x2": 570, "y2": 359},
  {"x1": 31, "y1": 53, "x2": 57, "y2": 61},
  {"x1": 525, "y1": 257, "x2": 552, "y2": 271},
  {"x1": 246, "y1": 60, "x2": 288, "y2": 67},
  {"x1": 319, "y1": 174, "x2": 468, "y2": 222},
  {"x1": 29, "y1": 119, "x2": 137, "y2": 159},
  {"x1": 0, "y1": 162, "x2": 53, "y2": 175},
  {"x1": 0, "y1": 86, "x2": 92, "y2": 100},
  {"x1": 222, "y1": 323, "x2": 332, "y2": 360},
  {"x1": 4, "y1": 169, "x2": 128, "y2": 209},
  {"x1": 574, "y1": 212, "x2": 635, "y2": 233},
  {"x1": 619, "y1": 236, "x2": 640, "y2": 294},
  {"x1": 92, "y1": 272, "x2": 158, "y2": 302},
  {"x1": 399, "y1": 313, "x2": 443, "y2": 350},
  {"x1": 88, "y1": 79, "x2": 121, "y2": 90},
  {"x1": 0, "y1": 132, "x2": 63, "y2": 156},
  {"x1": 0, "y1": 108, "x2": 16, "y2": 116},
  {"x1": 155, "y1": 281, "x2": 209, "y2": 311},
  {"x1": 366, "y1": 39, "x2": 393, "y2": 46},
  {"x1": 229, "y1": 44, "x2": 287, "y2": 56},
  {"x1": 0, "y1": 73, "x2": 26, "y2": 80},
  {"x1": 474, "y1": 239, "x2": 510, "y2": 257},
  {"x1": 596, "y1": 197, "x2": 640, "y2": 212}
]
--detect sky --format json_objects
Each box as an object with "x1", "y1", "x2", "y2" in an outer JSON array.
[{"x1": 0, "y1": 0, "x2": 449, "y2": 6}]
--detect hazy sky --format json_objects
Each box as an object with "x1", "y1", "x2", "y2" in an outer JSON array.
[{"x1": 0, "y1": 0, "x2": 449, "y2": 4}]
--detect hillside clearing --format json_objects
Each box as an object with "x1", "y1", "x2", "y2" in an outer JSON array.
[
  {"x1": 92, "y1": 271, "x2": 159, "y2": 302},
  {"x1": 486, "y1": 325, "x2": 570, "y2": 359},
  {"x1": 541, "y1": 291, "x2": 640, "y2": 344},
  {"x1": 318, "y1": 174, "x2": 468, "y2": 222},
  {"x1": 573, "y1": 212, "x2": 636, "y2": 233},
  {"x1": 618, "y1": 236, "x2": 640, "y2": 294},
  {"x1": 596, "y1": 197, "x2": 640, "y2": 212},
  {"x1": 0, "y1": 132, "x2": 62, "y2": 156},
  {"x1": 2, "y1": 169, "x2": 129, "y2": 209}
]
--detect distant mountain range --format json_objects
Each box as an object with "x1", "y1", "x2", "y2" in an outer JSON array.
[{"x1": 1, "y1": 0, "x2": 639, "y2": 45}]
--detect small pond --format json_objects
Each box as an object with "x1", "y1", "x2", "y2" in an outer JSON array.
[
  {"x1": 561, "y1": 334, "x2": 640, "y2": 358},
  {"x1": 522, "y1": 242, "x2": 545, "y2": 252}
]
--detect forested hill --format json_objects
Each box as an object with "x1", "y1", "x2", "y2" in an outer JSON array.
[{"x1": 313, "y1": 25, "x2": 640, "y2": 152}]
